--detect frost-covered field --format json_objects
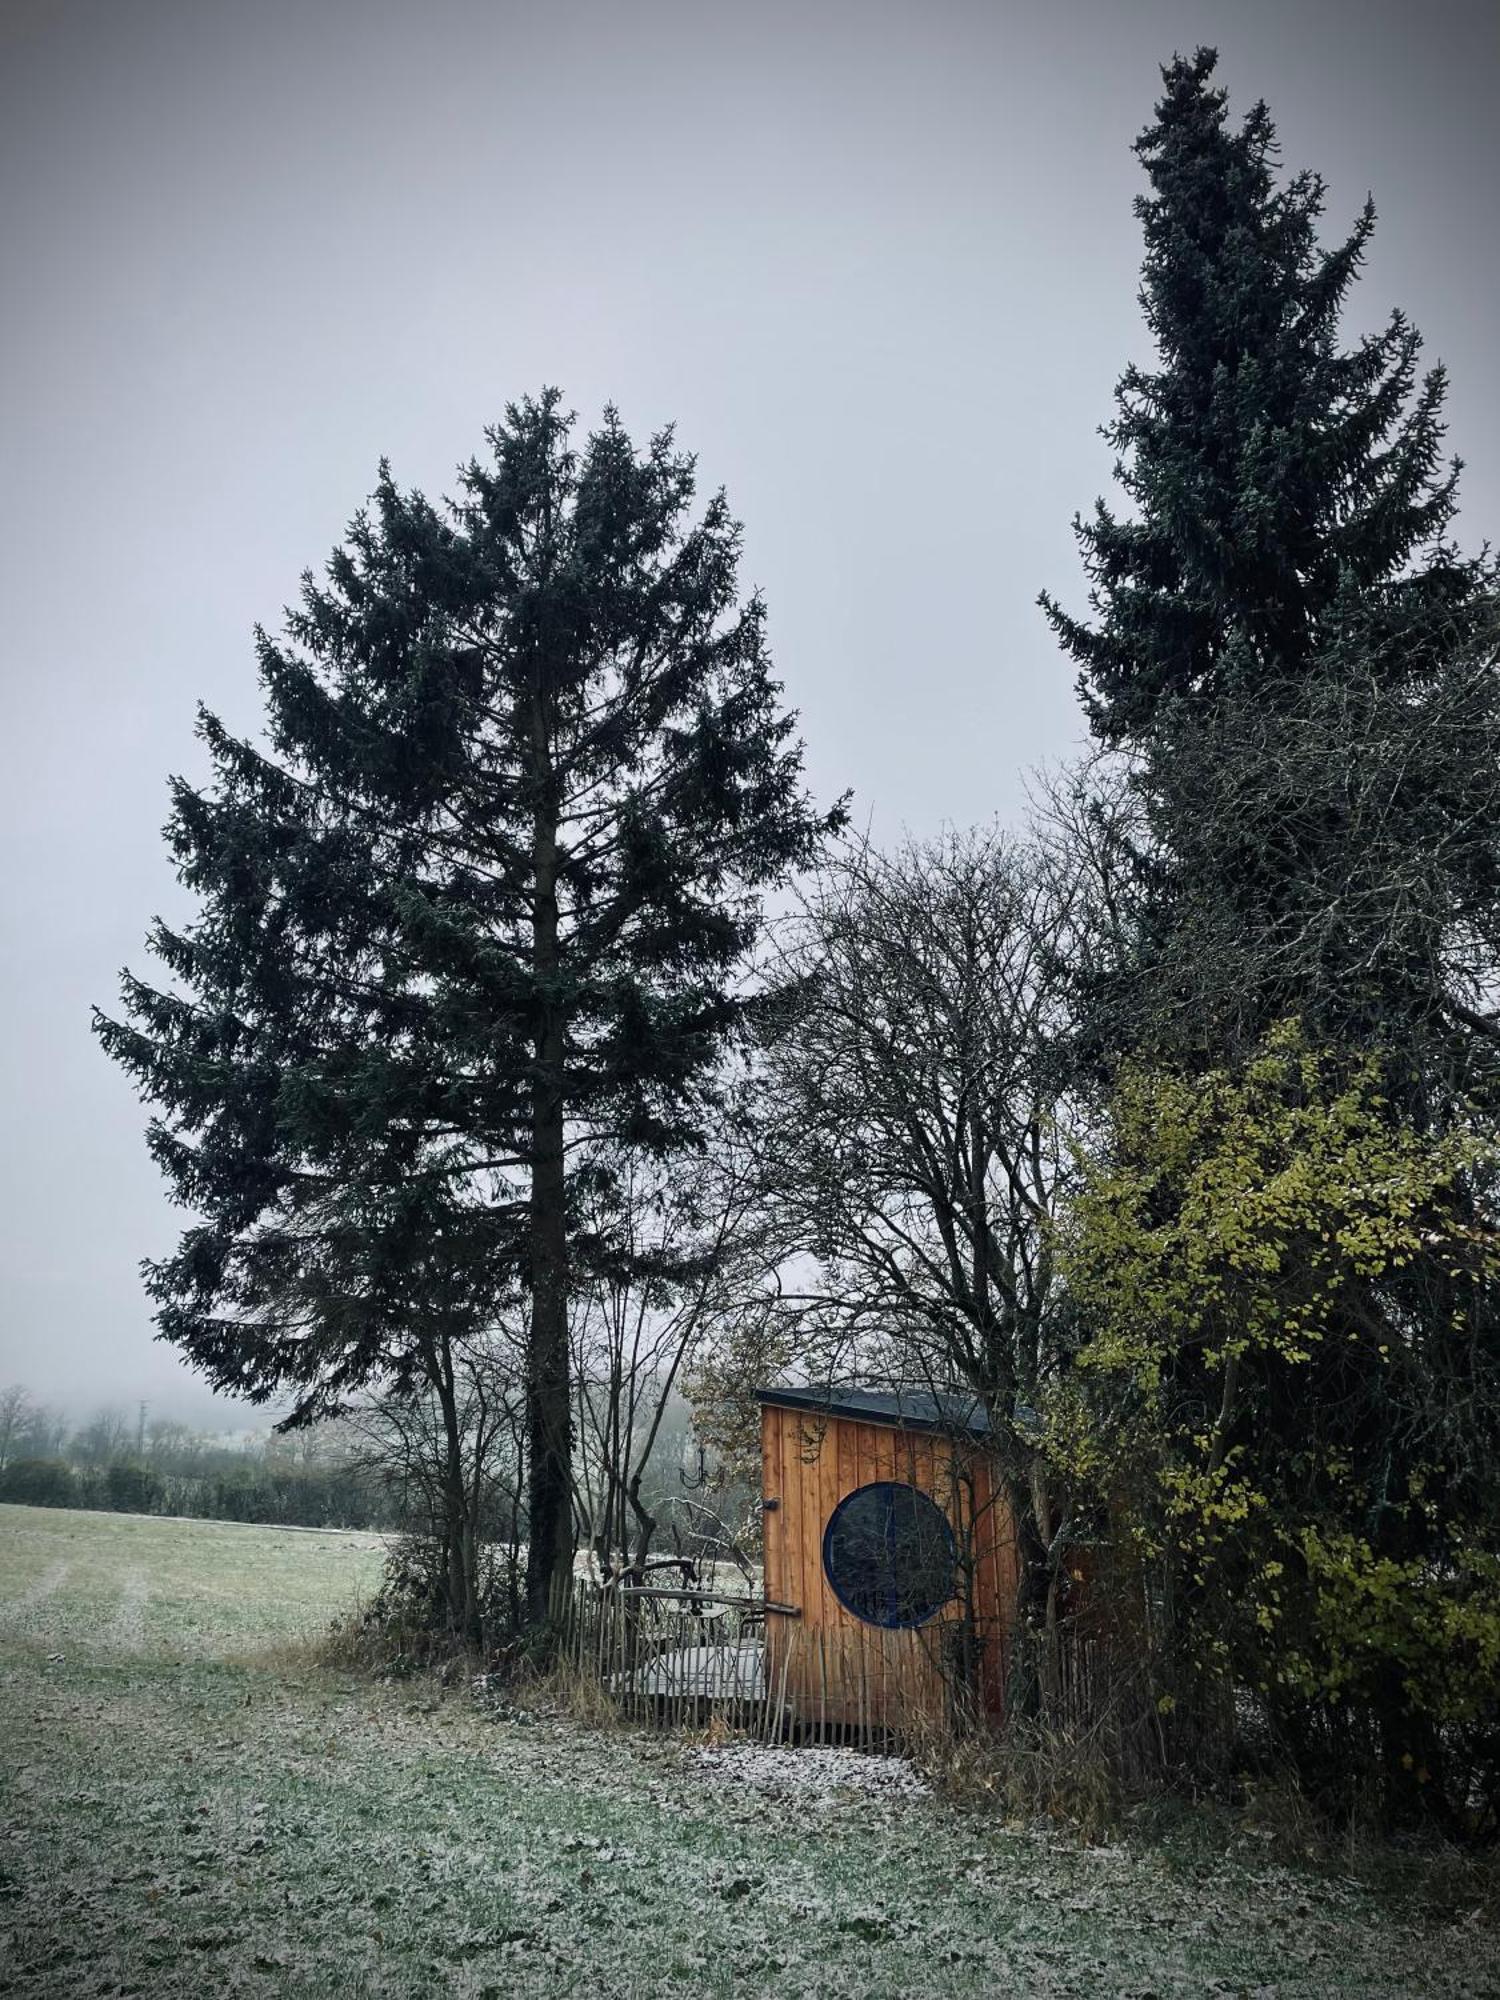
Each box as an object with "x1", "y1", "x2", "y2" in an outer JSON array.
[
  {"x1": 0, "y1": 1504, "x2": 387, "y2": 1661},
  {"x1": 0, "y1": 1505, "x2": 1494, "y2": 1997}
]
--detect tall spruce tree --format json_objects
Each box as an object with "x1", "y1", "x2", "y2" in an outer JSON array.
[
  {"x1": 1042, "y1": 47, "x2": 1500, "y2": 1080},
  {"x1": 1042, "y1": 52, "x2": 1500, "y2": 1821},
  {"x1": 96, "y1": 393, "x2": 837, "y2": 1622}
]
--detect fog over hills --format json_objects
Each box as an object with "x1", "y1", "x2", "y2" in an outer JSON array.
[{"x1": 3, "y1": 0, "x2": 1495, "y2": 1415}]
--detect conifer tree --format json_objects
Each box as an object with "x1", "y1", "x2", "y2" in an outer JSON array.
[
  {"x1": 96, "y1": 394, "x2": 837, "y2": 1622},
  {"x1": 1042, "y1": 53, "x2": 1500, "y2": 1822},
  {"x1": 1042, "y1": 47, "x2": 1499, "y2": 1076}
]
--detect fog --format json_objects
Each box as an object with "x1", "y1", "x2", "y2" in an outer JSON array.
[{"x1": 2, "y1": 0, "x2": 1495, "y2": 1416}]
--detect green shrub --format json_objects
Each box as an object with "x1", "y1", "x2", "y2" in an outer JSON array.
[{"x1": 0, "y1": 1458, "x2": 77, "y2": 1507}]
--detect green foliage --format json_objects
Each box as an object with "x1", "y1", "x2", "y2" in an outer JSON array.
[
  {"x1": 101, "y1": 1460, "x2": 162, "y2": 1514},
  {"x1": 93, "y1": 393, "x2": 837, "y2": 1619},
  {"x1": 0, "y1": 1458, "x2": 76, "y2": 1508},
  {"x1": 1042, "y1": 45, "x2": 1481, "y2": 749},
  {"x1": 1040, "y1": 49, "x2": 1500, "y2": 1078},
  {"x1": 1057, "y1": 1022, "x2": 1500, "y2": 1817},
  {"x1": 0, "y1": 1422, "x2": 394, "y2": 1531},
  {"x1": 1296, "y1": 1534, "x2": 1500, "y2": 1727},
  {"x1": 1067, "y1": 1021, "x2": 1489, "y2": 1387},
  {"x1": 1037, "y1": 46, "x2": 1500, "y2": 1830}
]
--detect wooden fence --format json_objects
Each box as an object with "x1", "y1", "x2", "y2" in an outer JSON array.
[{"x1": 550, "y1": 1576, "x2": 1011, "y2": 1746}]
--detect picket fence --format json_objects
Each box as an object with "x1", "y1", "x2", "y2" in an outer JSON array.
[{"x1": 547, "y1": 1575, "x2": 1107, "y2": 1746}]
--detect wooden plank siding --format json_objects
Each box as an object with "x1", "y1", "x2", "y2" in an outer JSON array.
[{"x1": 760, "y1": 1401, "x2": 1015, "y2": 1732}]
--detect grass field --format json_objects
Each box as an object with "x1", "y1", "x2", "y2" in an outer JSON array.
[{"x1": 1, "y1": 1504, "x2": 1495, "y2": 1998}]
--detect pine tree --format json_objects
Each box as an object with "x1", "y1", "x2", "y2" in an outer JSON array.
[
  {"x1": 1046, "y1": 43, "x2": 1477, "y2": 741},
  {"x1": 96, "y1": 393, "x2": 839, "y2": 1624},
  {"x1": 1041, "y1": 48, "x2": 1499, "y2": 1076},
  {"x1": 1041, "y1": 53, "x2": 1500, "y2": 1822}
]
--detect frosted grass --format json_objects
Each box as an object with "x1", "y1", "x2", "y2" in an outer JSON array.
[{"x1": 0, "y1": 1503, "x2": 1491, "y2": 1998}]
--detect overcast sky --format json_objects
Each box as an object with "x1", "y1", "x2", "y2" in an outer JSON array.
[{"x1": 2, "y1": 0, "x2": 1496, "y2": 1422}]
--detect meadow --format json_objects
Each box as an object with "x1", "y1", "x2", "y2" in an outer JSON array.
[{"x1": 0, "y1": 1501, "x2": 1494, "y2": 1998}]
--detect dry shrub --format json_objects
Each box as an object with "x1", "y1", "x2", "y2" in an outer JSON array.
[
  {"x1": 905, "y1": 1706, "x2": 1123, "y2": 1842},
  {"x1": 308, "y1": 1532, "x2": 529, "y2": 1677},
  {"x1": 227, "y1": 1630, "x2": 349, "y2": 1676},
  {"x1": 315, "y1": 1600, "x2": 454, "y2": 1677},
  {"x1": 700, "y1": 1710, "x2": 735, "y2": 1749},
  {"x1": 526, "y1": 1654, "x2": 632, "y2": 1733},
  {"x1": 1232, "y1": 1771, "x2": 1500, "y2": 1924}
]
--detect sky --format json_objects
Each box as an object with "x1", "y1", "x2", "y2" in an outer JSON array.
[{"x1": 2, "y1": 0, "x2": 1497, "y2": 1422}]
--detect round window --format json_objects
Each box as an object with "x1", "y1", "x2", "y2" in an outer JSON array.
[{"x1": 821, "y1": 1481, "x2": 957, "y2": 1629}]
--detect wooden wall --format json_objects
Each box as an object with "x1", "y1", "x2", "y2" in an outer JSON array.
[{"x1": 759, "y1": 1402, "x2": 1018, "y2": 1729}]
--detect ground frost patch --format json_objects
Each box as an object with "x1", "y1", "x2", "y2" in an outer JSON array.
[
  {"x1": 686, "y1": 1740, "x2": 929, "y2": 1805},
  {"x1": 0, "y1": 1505, "x2": 1494, "y2": 1997}
]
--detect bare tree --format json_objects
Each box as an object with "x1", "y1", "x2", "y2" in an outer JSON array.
[
  {"x1": 761, "y1": 829, "x2": 1078, "y2": 1392},
  {"x1": 753, "y1": 826, "x2": 1087, "y2": 1686},
  {"x1": 343, "y1": 1322, "x2": 530, "y2": 1645},
  {"x1": 71, "y1": 1407, "x2": 132, "y2": 1466},
  {"x1": 0, "y1": 1385, "x2": 32, "y2": 1472},
  {"x1": 143, "y1": 1417, "x2": 194, "y2": 1463},
  {"x1": 570, "y1": 1137, "x2": 772, "y2": 1587}
]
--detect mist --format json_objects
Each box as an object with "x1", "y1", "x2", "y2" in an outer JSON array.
[{"x1": 2, "y1": 0, "x2": 1495, "y2": 1413}]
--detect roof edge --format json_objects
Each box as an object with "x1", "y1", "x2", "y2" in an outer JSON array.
[{"x1": 754, "y1": 1383, "x2": 992, "y2": 1438}]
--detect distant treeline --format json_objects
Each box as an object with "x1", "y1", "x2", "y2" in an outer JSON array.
[{"x1": 0, "y1": 1385, "x2": 400, "y2": 1531}]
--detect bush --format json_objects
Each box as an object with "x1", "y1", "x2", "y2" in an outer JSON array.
[
  {"x1": 349, "y1": 1533, "x2": 525, "y2": 1668},
  {"x1": 1057, "y1": 1021, "x2": 1500, "y2": 1832},
  {"x1": 103, "y1": 1460, "x2": 162, "y2": 1514},
  {"x1": 0, "y1": 1458, "x2": 77, "y2": 1507}
]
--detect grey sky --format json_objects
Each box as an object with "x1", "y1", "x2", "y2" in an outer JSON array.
[{"x1": 2, "y1": 0, "x2": 1496, "y2": 1419}]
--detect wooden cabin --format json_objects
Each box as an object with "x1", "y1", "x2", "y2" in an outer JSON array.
[{"x1": 757, "y1": 1385, "x2": 1019, "y2": 1733}]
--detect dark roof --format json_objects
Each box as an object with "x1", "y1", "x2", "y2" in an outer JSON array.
[{"x1": 754, "y1": 1383, "x2": 993, "y2": 1437}]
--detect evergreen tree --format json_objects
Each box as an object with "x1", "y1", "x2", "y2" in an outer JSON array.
[
  {"x1": 96, "y1": 394, "x2": 838, "y2": 1624},
  {"x1": 1041, "y1": 47, "x2": 1500, "y2": 1078},
  {"x1": 1041, "y1": 52, "x2": 1500, "y2": 1823}
]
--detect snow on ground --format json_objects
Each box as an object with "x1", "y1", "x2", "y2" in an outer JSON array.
[
  {"x1": 3, "y1": 1504, "x2": 1497, "y2": 1999},
  {"x1": 688, "y1": 1738, "x2": 929, "y2": 1803}
]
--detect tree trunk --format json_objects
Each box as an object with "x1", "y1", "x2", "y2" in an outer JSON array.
[
  {"x1": 525, "y1": 754, "x2": 574, "y2": 1623},
  {"x1": 1004, "y1": 1454, "x2": 1070, "y2": 1722},
  {"x1": 527, "y1": 1032, "x2": 574, "y2": 1621},
  {"x1": 432, "y1": 1335, "x2": 481, "y2": 1647},
  {"x1": 625, "y1": 1468, "x2": 657, "y2": 1586}
]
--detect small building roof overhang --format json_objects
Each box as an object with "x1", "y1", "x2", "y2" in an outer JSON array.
[{"x1": 754, "y1": 1383, "x2": 993, "y2": 1438}]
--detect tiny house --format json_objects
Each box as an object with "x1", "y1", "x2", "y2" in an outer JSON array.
[{"x1": 756, "y1": 1385, "x2": 1018, "y2": 1732}]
